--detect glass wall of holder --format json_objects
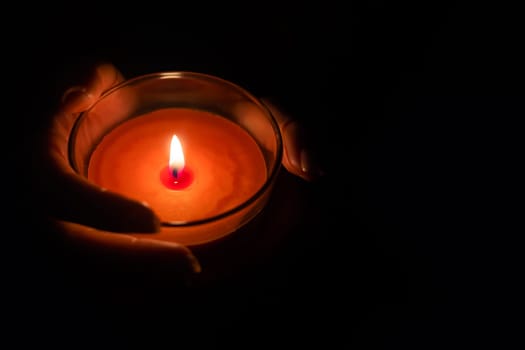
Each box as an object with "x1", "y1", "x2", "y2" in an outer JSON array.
[{"x1": 68, "y1": 72, "x2": 283, "y2": 246}]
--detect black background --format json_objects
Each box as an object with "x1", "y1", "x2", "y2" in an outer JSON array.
[{"x1": 6, "y1": 1, "x2": 523, "y2": 349}]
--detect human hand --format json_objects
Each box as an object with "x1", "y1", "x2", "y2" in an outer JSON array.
[
  {"x1": 29, "y1": 62, "x2": 324, "y2": 280},
  {"x1": 260, "y1": 98, "x2": 325, "y2": 182}
]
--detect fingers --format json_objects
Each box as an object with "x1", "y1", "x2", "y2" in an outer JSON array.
[
  {"x1": 58, "y1": 62, "x2": 126, "y2": 129},
  {"x1": 36, "y1": 62, "x2": 162, "y2": 233},
  {"x1": 41, "y1": 171, "x2": 161, "y2": 233},
  {"x1": 45, "y1": 62, "x2": 127, "y2": 164},
  {"x1": 51, "y1": 218, "x2": 201, "y2": 274},
  {"x1": 261, "y1": 98, "x2": 325, "y2": 181}
]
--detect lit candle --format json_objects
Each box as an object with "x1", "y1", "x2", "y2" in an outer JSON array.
[
  {"x1": 159, "y1": 135, "x2": 194, "y2": 190},
  {"x1": 87, "y1": 107, "x2": 268, "y2": 246},
  {"x1": 68, "y1": 71, "x2": 282, "y2": 248}
]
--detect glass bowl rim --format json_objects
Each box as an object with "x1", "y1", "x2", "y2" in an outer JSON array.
[{"x1": 68, "y1": 70, "x2": 284, "y2": 228}]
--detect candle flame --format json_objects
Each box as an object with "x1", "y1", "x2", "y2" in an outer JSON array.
[{"x1": 169, "y1": 134, "x2": 185, "y2": 176}]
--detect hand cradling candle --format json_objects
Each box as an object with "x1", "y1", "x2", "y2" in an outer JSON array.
[{"x1": 69, "y1": 72, "x2": 283, "y2": 247}]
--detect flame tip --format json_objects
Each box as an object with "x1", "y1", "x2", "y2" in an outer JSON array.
[{"x1": 169, "y1": 134, "x2": 185, "y2": 171}]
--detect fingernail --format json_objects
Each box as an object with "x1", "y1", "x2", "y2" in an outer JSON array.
[
  {"x1": 300, "y1": 149, "x2": 311, "y2": 173},
  {"x1": 187, "y1": 254, "x2": 202, "y2": 274},
  {"x1": 141, "y1": 202, "x2": 162, "y2": 231},
  {"x1": 61, "y1": 86, "x2": 87, "y2": 103},
  {"x1": 126, "y1": 202, "x2": 161, "y2": 233},
  {"x1": 300, "y1": 149, "x2": 326, "y2": 179},
  {"x1": 61, "y1": 85, "x2": 94, "y2": 112},
  {"x1": 283, "y1": 121, "x2": 302, "y2": 170}
]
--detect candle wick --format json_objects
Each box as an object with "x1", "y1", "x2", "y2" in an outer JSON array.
[{"x1": 171, "y1": 167, "x2": 179, "y2": 179}]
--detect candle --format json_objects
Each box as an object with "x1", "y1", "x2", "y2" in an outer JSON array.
[
  {"x1": 69, "y1": 71, "x2": 283, "y2": 247},
  {"x1": 87, "y1": 107, "x2": 268, "y2": 246}
]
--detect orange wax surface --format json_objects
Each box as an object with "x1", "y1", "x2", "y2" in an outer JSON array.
[{"x1": 88, "y1": 108, "x2": 267, "y2": 230}]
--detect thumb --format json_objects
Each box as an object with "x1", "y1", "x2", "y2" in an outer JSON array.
[
  {"x1": 39, "y1": 171, "x2": 161, "y2": 233},
  {"x1": 261, "y1": 98, "x2": 325, "y2": 181},
  {"x1": 33, "y1": 62, "x2": 160, "y2": 233},
  {"x1": 51, "y1": 218, "x2": 201, "y2": 274}
]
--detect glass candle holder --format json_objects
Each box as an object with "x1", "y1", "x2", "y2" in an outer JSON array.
[{"x1": 68, "y1": 71, "x2": 283, "y2": 247}]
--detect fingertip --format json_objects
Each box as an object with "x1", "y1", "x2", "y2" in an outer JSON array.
[
  {"x1": 63, "y1": 180, "x2": 162, "y2": 233},
  {"x1": 181, "y1": 252, "x2": 202, "y2": 275},
  {"x1": 281, "y1": 120, "x2": 303, "y2": 169},
  {"x1": 279, "y1": 122, "x2": 327, "y2": 182},
  {"x1": 191, "y1": 259, "x2": 202, "y2": 274},
  {"x1": 261, "y1": 98, "x2": 306, "y2": 174},
  {"x1": 60, "y1": 85, "x2": 95, "y2": 114},
  {"x1": 138, "y1": 238, "x2": 202, "y2": 274},
  {"x1": 299, "y1": 148, "x2": 327, "y2": 181},
  {"x1": 119, "y1": 200, "x2": 161, "y2": 233},
  {"x1": 89, "y1": 62, "x2": 125, "y2": 94}
]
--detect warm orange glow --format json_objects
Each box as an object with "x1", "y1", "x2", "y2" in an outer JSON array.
[
  {"x1": 169, "y1": 134, "x2": 184, "y2": 175},
  {"x1": 88, "y1": 108, "x2": 268, "y2": 245}
]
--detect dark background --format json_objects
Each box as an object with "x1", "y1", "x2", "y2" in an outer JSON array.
[{"x1": 6, "y1": 1, "x2": 523, "y2": 349}]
